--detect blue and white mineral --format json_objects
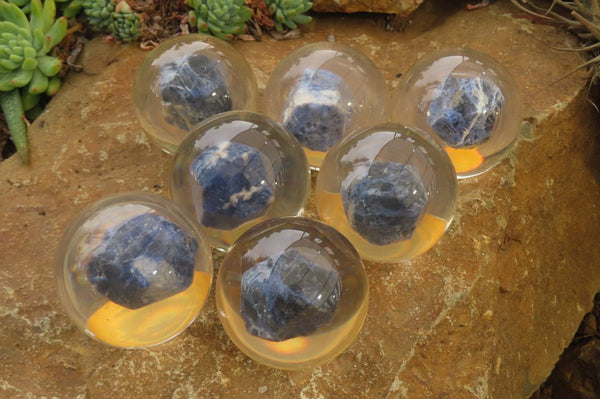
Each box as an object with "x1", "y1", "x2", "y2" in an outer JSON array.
[
  {"x1": 161, "y1": 54, "x2": 232, "y2": 131},
  {"x1": 190, "y1": 141, "x2": 274, "y2": 230},
  {"x1": 427, "y1": 76, "x2": 504, "y2": 147},
  {"x1": 87, "y1": 213, "x2": 198, "y2": 309},
  {"x1": 341, "y1": 161, "x2": 429, "y2": 246},
  {"x1": 240, "y1": 248, "x2": 341, "y2": 342},
  {"x1": 282, "y1": 69, "x2": 352, "y2": 152}
]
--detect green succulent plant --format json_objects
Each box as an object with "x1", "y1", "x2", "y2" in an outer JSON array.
[
  {"x1": 56, "y1": 0, "x2": 83, "y2": 18},
  {"x1": 8, "y1": 0, "x2": 31, "y2": 12},
  {"x1": 8, "y1": 0, "x2": 82, "y2": 17},
  {"x1": 265, "y1": 0, "x2": 312, "y2": 32},
  {"x1": 82, "y1": 0, "x2": 114, "y2": 32},
  {"x1": 0, "y1": 0, "x2": 67, "y2": 163},
  {"x1": 188, "y1": 0, "x2": 252, "y2": 41},
  {"x1": 82, "y1": 0, "x2": 139, "y2": 42},
  {"x1": 109, "y1": 1, "x2": 139, "y2": 42}
]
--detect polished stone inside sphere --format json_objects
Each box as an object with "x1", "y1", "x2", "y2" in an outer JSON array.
[
  {"x1": 341, "y1": 161, "x2": 428, "y2": 246},
  {"x1": 216, "y1": 217, "x2": 368, "y2": 369},
  {"x1": 190, "y1": 141, "x2": 274, "y2": 230},
  {"x1": 241, "y1": 248, "x2": 341, "y2": 342},
  {"x1": 392, "y1": 48, "x2": 522, "y2": 178},
  {"x1": 171, "y1": 112, "x2": 310, "y2": 250},
  {"x1": 161, "y1": 54, "x2": 232, "y2": 131},
  {"x1": 133, "y1": 34, "x2": 257, "y2": 154},
  {"x1": 427, "y1": 76, "x2": 504, "y2": 147},
  {"x1": 56, "y1": 193, "x2": 213, "y2": 348},
  {"x1": 264, "y1": 42, "x2": 389, "y2": 169},
  {"x1": 87, "y1": 213, "x2": 198, "y2": 309},
  {"x1": 282, "y1": 69, "x2": 352, "y2": 152},
  {"x1": 315, "y1": 124, "x2": 457, "y2": 262}
]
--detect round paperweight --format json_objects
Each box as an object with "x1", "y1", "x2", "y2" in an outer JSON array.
[
  {"x1": 133, "y1": 34, "x2": 258, "y2": 154},
  {"x1": 315, "y1": 123, "x2": 457, "y2": 263},
  {"x1": 264, "y1": 41, "x2": 390, "y2": 169},
  {"x1": 56, "y1": 193, "x2": 213, "y2": 348},
  {"x1": 171, "y1": 111, "x2": 310, "y2": 250},
  {"x1": 216, "y1": 217, "x2": 369, "y2": 369},
  {"x1": 393, "y1": 48, "x2": 522, "y2": 178}
]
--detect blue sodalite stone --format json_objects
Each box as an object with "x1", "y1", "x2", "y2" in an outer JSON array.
[
  {"x1": 342, "y1": 161, "x2": 428, "y2": 246},
  {"x1": 191, "y1": 142, "x2": 274, "y2": 230},
  {"x1": 427, "y1": 76, "x2": 504, "y2": 147},
  {"x1": 283, "y1": 69, "x2": 352, "y2": 152},
  {"x1": 161, "y1": 54, "x2": 232, "y2": 131},
  {"x1": 241, "y1": 248, "x2": 341, "y2": 342},
  {"x1": 87, "y1": 213, "x2": 198, "y2": 309}
]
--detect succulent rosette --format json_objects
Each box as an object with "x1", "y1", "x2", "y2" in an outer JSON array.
[
  {"x1": 82, "y1": 0, "x2": 114, "y2": 31},
  {"x1": 10, "y1": 0, "x2": 83, "y2": 17},
  {"x1": 0, "y1": 0, "x2": 67, "y2": 163},
  {"x1": 109, "y1": 1, "x2": 139, "y2": 42},
  {"x1": 188, "y1": 0, "x2": 252, "y2": 41},
  {"x1": 56, "y1": 0, "x2": 83, "y2": 18},
  {"x1": 83, "y1": 0, "x2": 139, "y2": 42},
  {"x1": 265, "y1": 0, "x2": 312, "y2": 32}
]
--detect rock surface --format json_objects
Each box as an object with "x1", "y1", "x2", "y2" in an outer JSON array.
[
  {"x1": 1, "y1": 1, "x2": 599, "y2": 398},
  {"x1": 312, "y1": 0, "x2": 425, "y2": 15}
]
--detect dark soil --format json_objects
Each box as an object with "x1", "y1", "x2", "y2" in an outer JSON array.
[
  {"x1": 0, "y1": 112, "x2": 15, "y2": 161},
  {"x1": 531, "y1": 292, "x2": 600, "y2": 398}
]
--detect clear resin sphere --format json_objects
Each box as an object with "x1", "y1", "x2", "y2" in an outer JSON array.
[
  {"x1": 393, "y1": 48, "x2": 522, "y2": 178},
  {"x1": 56, "y1": 193, "x2": 213, "y2": 348},
  {"x1": 133, "y1": 34, "x2": 257, "y2": 154},
  {"x1": 316, "y1": 124, "x2": 457, "y2": 263},
  {"x1": 171, "y1": 111, "x2": 310, "y2": 250},
  {"x1": 216, "y1": 217, "x2": 369, "y2": 369},
  {"x1": 264, "y1": 42, "x2": 390, "y2": 169}
]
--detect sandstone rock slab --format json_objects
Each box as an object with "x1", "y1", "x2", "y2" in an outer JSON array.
[
  {"x1": 312, "y1": 0, "x2": 425, "y2": 15},
  {"x1": 0, "y1": 1, "x2": 599, "y2": 398}
]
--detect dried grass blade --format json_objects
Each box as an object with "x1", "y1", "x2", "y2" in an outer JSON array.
[
  {"x1": 549, "y1": 53, "x2": 600, "y2": 85},
  {"x1": 571, "y1": 10, "x2": 600, "y2": 41}
]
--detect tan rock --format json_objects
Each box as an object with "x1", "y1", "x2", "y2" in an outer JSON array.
[
  {"x1": 0, "y1": 2, "x2": 599, "y2": 398},
  {"x1": 312, "y1": 0, "x2": 425, "y2": 15}
]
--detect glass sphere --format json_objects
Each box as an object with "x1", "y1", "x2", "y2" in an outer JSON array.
[
  {"x1": 216, "y1": 217, "x2": 369, "y2": 369},
  {"x1": 133, "y1": 34, "x2": 258, "y2": 154},
  {"x1": 315, "y1": 123, "x2": 457, "y2": 263},
  {"x1": 264, "y1": 41, "x2": 390, "y2": 169},
  {"x1": 393, "y1": 48, "x2": 522, "y2": 178},
  {"x1": 171, "y1": 111, "x2": 310, "y2": 250},
  {"x1": 55, "y1": 193, "x2": 213, "y2": 348}
]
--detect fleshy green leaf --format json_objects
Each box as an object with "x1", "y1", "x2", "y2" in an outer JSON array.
[
  {"x1": 46, "y1": 75, "x2": 60, "y2": 95},
  {"x1": 8, "y1": 54, "x2": 23, "y2": 63},
  {"x1": 21, "y1": 89, "x2": 40, "y2": 111},
  {"x1": 36, "y1": 54, "x2": 61, "y2": 76},
  {"x1": 30, "y1": 0, "x2": 44, "y2": 34},
  {"x1": 0, "y1": 59, "x2": 20, "y2": 69},
  {"x1": 9, "y1": 67, "x2": 33, "y2": 87},
  {"x1": 26, "y1": 68, "x2": 48, "y2": 94},
  {"x1": 42, "y1": 0, "x2": 57, "y2": 33},
  {"x1": 42, "y1": 16, "x2": 67, "y2": 53},
  {"x1": 21, "y1": 57, "x2": 38, "y2": 70},
  {"x1": 0, "y1": 89, "x2": 29, "y2": 163},
  {"x1": 32, "y1": 27, "x2": 44, "y2": 51},
  {"x1": 0, "y1": 2, "x2": 30, "y2": 32}
]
